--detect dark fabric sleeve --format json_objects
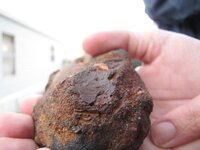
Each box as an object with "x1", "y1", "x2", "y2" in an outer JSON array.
[{"x1": 143, "y1": 0, "x2": 200, "y2": 39}]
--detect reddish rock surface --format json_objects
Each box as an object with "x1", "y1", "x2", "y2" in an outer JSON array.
[{"x1": 33, "y1": 50, "x2": 153, "y2": 150}]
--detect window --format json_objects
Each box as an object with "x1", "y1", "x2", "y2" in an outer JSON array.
[
  {"x1": 2, "y1": 33, "x2": 16, "y2": 76},
  {"x1": 50, "y1": 46, "x2": 55, "y2": 62}
]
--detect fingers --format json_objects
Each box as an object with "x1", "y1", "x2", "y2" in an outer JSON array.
[
  {"x1": 151, "y1": 95, "x2": 200, "y2": 148},
  {"x1": 0, "y1": 112, "x2": 34, "y2": 138},
  {"x1": 83, "y1": 30, "x2": 170, "y2": 63},
  {"x1": 0, "y1": 111, "x2": 49, "y2": 149},
  {"x1": 0, "y1": 137, "x2": 38, "y2": 150},
  {"x1": 20, "y1": 95, "x2": 42, "y2": 115}
]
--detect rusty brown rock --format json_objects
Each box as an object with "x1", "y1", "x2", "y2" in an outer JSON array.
[{"x1": 33, "y1": 50, "x2": 153, "y2": 150}]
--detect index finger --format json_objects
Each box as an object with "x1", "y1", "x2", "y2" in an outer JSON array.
[{"x1": 0, "y1": 113, "x2": 34, "y2": 138}]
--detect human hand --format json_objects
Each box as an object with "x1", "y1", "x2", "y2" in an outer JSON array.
[
  {"x1": 83, "y1": 30, "x2": 200, "y2": 149},
  {"x1": 1, "y1": 96, "x2": 199, "y2": 150},
  {"x1": 2, "y1": 29, "x2": 200, "y2": 150},
  {"x1": 0, "y1": 96, "x2": 50, "y2": 150}
]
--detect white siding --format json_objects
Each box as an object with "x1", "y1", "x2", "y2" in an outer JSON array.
[{"x1": 0, "y1": 15, "x2": 66, "y2": 99}]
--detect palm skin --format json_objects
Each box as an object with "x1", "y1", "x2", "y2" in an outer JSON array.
[{"x1": 136, "y1": 31, "x2": 200, "y2": 121}]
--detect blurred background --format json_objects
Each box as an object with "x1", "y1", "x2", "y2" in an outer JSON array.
[{"x1": 0, "y1": 0, "x2": 156, "y2": 113}]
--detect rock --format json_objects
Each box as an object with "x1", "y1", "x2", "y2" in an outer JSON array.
[{"x1": 33, "y1": 50, "x2": 153, "y2": 150}]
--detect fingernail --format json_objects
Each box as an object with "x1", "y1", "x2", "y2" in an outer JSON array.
[{"x1": 151, "y1": 121, "x2": 176, "y2": 146}]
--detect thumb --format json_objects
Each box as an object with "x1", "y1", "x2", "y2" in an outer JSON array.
[
  {"x1": 151, "y1": 95, "x2": 200, "y2": 148},
  {"x1": 83, "y1": 30, "x2": 170, "y2": 63}
]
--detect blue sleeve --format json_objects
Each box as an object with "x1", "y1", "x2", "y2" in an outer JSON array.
[{"x1": 143, "y1": 0, "x2": 200, "y2": 39}]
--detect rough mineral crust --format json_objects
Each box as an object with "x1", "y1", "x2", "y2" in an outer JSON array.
[{"x1": 33, "y1": 50, "x2": 153, "y2": 150}]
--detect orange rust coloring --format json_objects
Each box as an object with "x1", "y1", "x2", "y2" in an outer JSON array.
[{"x1": 33, "y1": 50, "x2": 153, "y2": 150}]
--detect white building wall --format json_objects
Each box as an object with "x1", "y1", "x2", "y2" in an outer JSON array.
[{"x1": 0, "y1": 15, "x2": 66, "y2": 99}]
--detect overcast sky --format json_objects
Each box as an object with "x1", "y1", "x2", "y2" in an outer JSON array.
[{"x1": 0, "y1": 0, "x2": 156, "y2": 59}]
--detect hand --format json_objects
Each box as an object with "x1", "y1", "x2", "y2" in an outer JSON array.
[
  {"x1": 2, "y1": 29, "x2": 200, "y2": 150},
  {"x1": 0, "y1": 96, "x2": 50, "y2": 150},
  {"x1": 1, "y1": 96, "x2": 199, "y2": 150},
  {"x1": 83, "y1": 30, "x2": 200, "y2": 149}
]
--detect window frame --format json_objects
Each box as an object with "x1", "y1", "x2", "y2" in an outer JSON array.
[{"x1": 1, "y1": 33, "x2": 16, "y2": 77}]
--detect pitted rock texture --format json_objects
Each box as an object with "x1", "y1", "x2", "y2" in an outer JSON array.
[{"x1": 33, "y1": 50, "x2": 153, "y2": 150}]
